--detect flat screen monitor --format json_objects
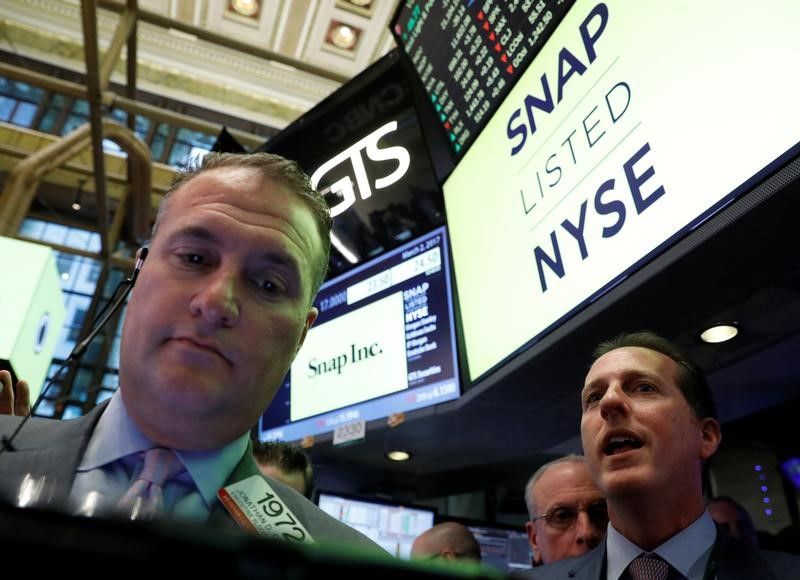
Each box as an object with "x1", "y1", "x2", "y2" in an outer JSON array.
[
  {"x1": 391, "y1": 0, "x2": 574, "y2": 159},
  {"x1": 466, "y1": 521, "x2": 532, "y2": 572},
  {"x1": 780, "y1": 457, "x2": 800, "y2": 490},
  {"x1": 258, "y1": 50, "x2": 450, "y2": 280},
  {"x1": 258, "y1": 226, "x2": 460, "y2": 442},
  {"x1": 442, "y1": 0, "x2": 800, "y2": 381},
  {"x1": 317, "y1": 491, "x2": 435, "y2": 558}
]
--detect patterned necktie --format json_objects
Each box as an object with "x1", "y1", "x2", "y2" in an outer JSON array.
[
  {"x1": 626, "y1": 553, "x2": 672, "y2": 580},
  {"x1": 117, "y1": 447, "x2": 184, "y2": 520}
]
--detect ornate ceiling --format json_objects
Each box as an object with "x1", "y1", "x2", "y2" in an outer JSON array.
[{"x1": 0, "y1": 0, "x2": 400, "y2": 131}]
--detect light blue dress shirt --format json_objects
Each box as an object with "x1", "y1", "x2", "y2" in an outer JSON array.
[
  {"x1": 69, "y1": 390, "x2": 249, "y2": 521},
  {"x1": 605, "y1": 511, "x2": 717, "y2": 580}
]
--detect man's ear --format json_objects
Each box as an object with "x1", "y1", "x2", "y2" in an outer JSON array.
[
  {"x1": 525, "y1": 520, "x2": 542, "y2": 565},
  {"x1": 296, "y1": 307, "x2": 318, "y2": 354},
  {"x1": 699, "y1": 417, "x2": 722, "y2": 461},
  {"x1": 440, "y1": 549, "x2": 456, "y2": 561}
]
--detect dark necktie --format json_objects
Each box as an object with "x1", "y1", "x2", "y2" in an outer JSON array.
[{"x1": 626, "y1": 553, "x2": 673, "y2": 580}]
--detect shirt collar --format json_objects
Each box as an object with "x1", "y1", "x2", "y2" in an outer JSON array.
[
  {"x1": 606, "y1": 511, "x2": 717, "y2": 580},
  {"x1": 78, "y1": 390, "x2": 249, "y2": 509}
]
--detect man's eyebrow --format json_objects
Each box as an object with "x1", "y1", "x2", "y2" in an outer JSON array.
[
  {"x1": 167, "y1": 225, "x2": 303, "y2": 276},
  {"x1": 167, "y1": 225, "x2": 219, "y2": 244},
  {"x1": 581, "y1": 370, "x2": 661, "y2": 395}
]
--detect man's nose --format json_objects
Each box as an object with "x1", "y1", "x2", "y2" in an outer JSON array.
[
  {"x1": 574, "y1": 510, "x2": 602, "y2": 548},
  {"x1": 189, "y1": 270, "x2": 240, "y2": 327},
  {"x1": 599, "y1": 384, "x2": 629, "y2": 420}
]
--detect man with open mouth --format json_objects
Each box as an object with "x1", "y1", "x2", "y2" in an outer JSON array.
[{"x1": 531, "y1": 331, "x2": 799, "y2": 579}]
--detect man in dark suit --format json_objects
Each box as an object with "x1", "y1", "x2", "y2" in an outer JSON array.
[
  {"x1": 532, "y1": 331, "x2": 800, "y2": 579},
  {"x1": 0, "y1": 153, "x2": 376, "y2": 550}
]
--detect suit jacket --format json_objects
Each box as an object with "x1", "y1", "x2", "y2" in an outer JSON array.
[
  {"x1": 0, "y1": 404, "x2": 379, "y2": 552},
  {"x1": 526, "y1": 528, "x2": 800, "y2": 580}
]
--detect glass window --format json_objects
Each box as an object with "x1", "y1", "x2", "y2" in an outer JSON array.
[
  {"x1": 102, "y1": 372, "x2": 119, "y2": 389},
  {"x1": 71, "y1": 368, "x2": 93, "y2": 402},
  {"x1": 168, "y1": 127, "x2": 215, "y2": 168},
  {"x1": 18, "y1": 219, "x2": 45, "y2": 239},
  {"x1": 73, "y1": 260, "x2": 102, "y2": 295},
  {"x1": 150, "y1": 122, "x2": 171, "y2": 161},
  {"x1": 96, "y1": 389, "x2": 115, "y2": 403},
  {"x1": 64, "y1": 228, "x2": 92, "y2": 251},
  {"x1": 41, "y1": 222, "x2": 68, "y2": 245},
  {"x1": 0, "y1": 96, "x2": 15, "y2": 121},
  {"x1": 134, "y1": 115, "x2": 151, "y2": 140},
  {"x1": 13, "y1": 82, "x2": 43, "y2": 102},
  {"x1": 34, "y1": 399, "x2": 56, "y2": 417},
  {"x1": 61, "y1": 114, "x2": 87, "y2": 135},
  {"x1": 12, "y1": 101, "x2": 37, "y2": 127},
  {"x1": 107, "y1": 335, "x2": 122, "y2": 369},
  {"x1": 37, "y1": 94, "x2": 67, "y2": 134},
  {"x1": 0, "y1": 79, "x2": 43, "y2": 126},
  {"x1": 56, "y1": 254, "x2": 80, "y2": 289},
  {"x1": 62, "y1": 405, "x2": 84, "y2": 420}
]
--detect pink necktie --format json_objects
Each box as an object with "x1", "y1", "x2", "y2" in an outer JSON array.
[
  {"x1": 117, "y1": 447, "x2": 184, "y2": 520},
  {"x1": 627, "y1": 553, "x2": 673, "y2": 580}
]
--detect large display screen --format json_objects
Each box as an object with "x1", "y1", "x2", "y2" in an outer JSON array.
[
  {"x1": 391, "y1": 0, "x2": 574, "y2": 158},
  {"x1": 467, "y1": 522, "x2": 532, "y2": 572},
  {"x1": 444, "y1": 0, "x2": 800, "y2": 381},
  {"x1": 258, "y1": 226, "x2": 459, "y2": 442},
  {"x1": 317, "y1": 491, "x2": 435, "y2": 558},
  {"x1": 258, "y1": 51, "x2": 449, "y2": 280}
]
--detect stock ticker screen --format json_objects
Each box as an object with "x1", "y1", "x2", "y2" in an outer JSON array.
[{"x1": 391, "y1": 0, "x2": 574, "y2": 157}]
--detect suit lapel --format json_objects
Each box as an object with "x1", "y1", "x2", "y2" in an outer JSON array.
[
  {"x1": 0, "y1": 402, "x2": 106, "y2": 508},
  {"x1": 714, "y1": 526, "x2": 778, "y2": 580},
  {"x1": 207, "y1": 439, "x2": 261, "y2": 530},
  {"x1": 567, "y1": 542, "x2": 606, "y2": 579}
]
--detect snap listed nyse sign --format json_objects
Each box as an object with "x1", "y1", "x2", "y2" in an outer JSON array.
[{"x1": 443, "y1": 0, "x2": 800, "y2": 380}]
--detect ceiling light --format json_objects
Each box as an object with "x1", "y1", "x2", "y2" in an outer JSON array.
[
  {"x1": 71, "y1": 179, "x2": 85, "y2": 212},
  {"x1": 700, "y1": 323, "x2": 739, "y2": 343},
  {"x1": 231, "y1": 0, "x2": 259, "y2": 17},
  {"x1": 385, "y1": 450, "x2": 411, "y2": 462},
  {"x1": 329, "y1": 23, "x2": 358, "y2": 50}
]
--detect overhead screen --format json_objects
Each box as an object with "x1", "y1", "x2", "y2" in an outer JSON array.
[
  {"x1": 259, "y1": 226, "x2": 459, "y2": 442},
  {"x1": 317, "y1": 491, "x2": 435, "y2": 558},
  {"x1": 258, "y1": 50, "x2": 449, "y2": 280},
  {"x1": 391, "y1": 0, "x2": 574, "y2": 158},
  {"x1": 443, "y1": 0, "x2": 800, "y2": 381}
]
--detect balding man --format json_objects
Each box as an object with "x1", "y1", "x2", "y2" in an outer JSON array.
[
  {"x1": 525, "y1": 455, "x2": 607, "y2": 565},
  {"x1": 411, "y1": 522, "x2": 482, "y2": 562}
]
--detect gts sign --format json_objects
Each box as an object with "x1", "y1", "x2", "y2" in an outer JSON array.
[
  {"x1": 507, "y1": 3, "x2": 609, "y2": 156},
  {"x1": 311, "y1": 121, "x2": 410, "y2": 218}
]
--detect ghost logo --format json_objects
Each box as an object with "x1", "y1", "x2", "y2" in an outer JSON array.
[{"x1": 34, "y1": 313, "x2": 49, "y2": 354}]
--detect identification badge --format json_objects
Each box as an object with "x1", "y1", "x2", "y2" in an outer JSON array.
[{"x1": 218, "y1": 475, "x2": 313, "y2": 544}]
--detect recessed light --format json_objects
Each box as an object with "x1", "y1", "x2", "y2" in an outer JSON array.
[
  {"x1": 385, "y1": 450, "x2": 411, "y2": 462},
  {"x1": 700, "y1": 323, "x2": 738, "y2": 343},
  {"x1": 231, "y1": 0, "x2": 259, "y2": 17},
  {"x1": 330, "y1": 23, "x2": 358, "y2": 50}
]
